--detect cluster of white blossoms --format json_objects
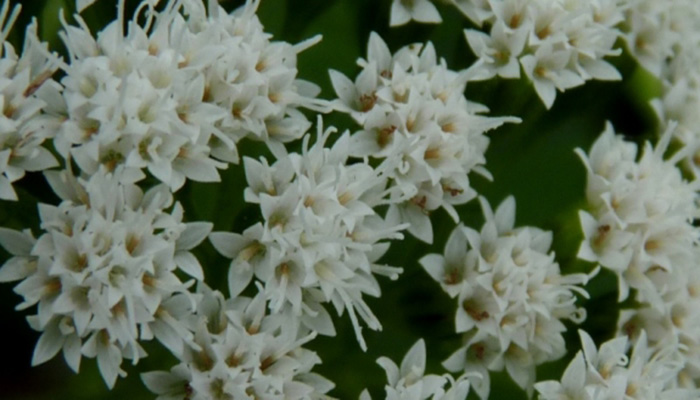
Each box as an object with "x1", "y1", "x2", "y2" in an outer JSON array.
[
  {"x1": 330, "y1": 32, "x2": 518, "y2": 244},
  {"x1": 0, "y1": 0, "x2": 339, "y2": 394},
  {"x1": 0, "y1": 167, "x2": 212, "y2": 388},
  {"x1": 0, "y1": 2, "x2": 61, "y2": 200},
  {"x1": 628, "y1": 1, "x2": 700, "y2": 178},
  {"x1": 460, "y1": 0, "x2": 624, "y2": 108},
  {"x1": 211, "y1": 119, "x2": 407, "y2": 351},
  {"x1": 622, "y1": 0, "x2": 700, "y2": 80},
  {"x1": 535, "y1": 330, "x2": 699, "y2": 400},
  {"x1": 577, "y1": 122, "x2": 700, "y2": 388},
  {"x1": 421, "y1": 196, "x2": 595, "y2": 399},
  {"x1": 5, "y1": 0, "x2": 700, "y2": 398},
  {"x1": 577, "y1": 122, "x2": 698, "y2": 304},
  {"x1": 360, "y1": 339, "x2": 472, "y2": 400},
  {"x1": 54, "y1": 0, "x2": 326, "y2": 191},
  {"x1": 142, "y1": 285, "x2": 333, "y2": 400},
  {"x1": 389, "y1": 0, "x2": 626, "y2": 108}
]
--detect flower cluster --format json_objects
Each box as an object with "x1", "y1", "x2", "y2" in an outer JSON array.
[
  {"x1": 55, "y1": 0, "x2": 326, "y2": 191},
  {"x1": 211, "y1": 119, "x2": 407, "y2": 351},
  {"x1": 535, "y1": 330, "x2": 698, "y2": 400},
  {"x1": 0, "y1": 167, "x2": 211, "y2": 388},
  {"x1": 629, "y1": 1, "x2": 700, "y2": 178},
  {"x1": 577, "y1": 122, "x2": 700, "y2": 388},
  {"x1": 0, "y1": 2, "x2": 60, "y2": 200},
  {"x1": 461, "y1": 0, "x2": 624, "y2": 108},
  {"x1": 577, "y1": 122, "x2": 698, "y2": 304},
  {"x1": 330, "y1": 32, "x2": 518, "y2": 244},
  {"x1": 360, "y1": 339, "x2": 472, "y2": 400},
  {"x1": 421, "y1": 196, "x2": 595, "y2": 399},
  {"x1": 142, "y1": 286, "x2": 333, "y2": 400},
  {"x1": 4, "y1": 0, "x2": 700, "y2": 398},
  {"x1": 622, "y1": 0, "x2": 700, "y2": 79}
]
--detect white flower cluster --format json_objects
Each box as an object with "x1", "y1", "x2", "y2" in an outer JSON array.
[
  {"x1": 6, "y1": 0, "x2": 700, "y2": 397},
  {"x1": 622, "y1": 0, "x2": 700, "y2": 79},
  {"x1": 211, "y1": 119, "x2": 407, "y2": 351},
  {"x1": 420, "y1": 196, "x2": 594, "y2": 399},
  {"x1": 54, "y1": 0, "x2": 326, "y2": 191},
  {"x1": 0, "y1": 167, "x2": 212, "y2": 388},
  {"x1": 142, "y1": 285, "x2": 333, "y2": 400},
  {"x1": 460, "y1": 0, "x2": 624, "y2": 108},
  {"x1": 360, "y1": 339, "x2": 472, "y2": 400},
  {"x1": 627, "y1": 1, "x2": 700, "y2": 179},
  {"x1": 535, "y1": 330, "x2": 699, "y2": 400},
  {"x1": 0, "y1": 2, "x2": 60, "y2": 200},
  {"x1": 577, "y1": 122, "x2": 700, "y2": 388},
  {"x1": 577, "y1": 122, "x2": 698, "y2": 304},
  {"x1": 330, "y1": 32, "x2": 517, "y2": 244}
]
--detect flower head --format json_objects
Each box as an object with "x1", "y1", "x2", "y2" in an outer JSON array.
[
  {"x1": 142, "y1": 285, "x2": 333, "y2": 400},
  {"x1": 425, "y1": 196, "x2": 595, "y2": 398},
  {"x1": 211, "y1": 118, "x2": 406, "y2": 351},
  {"x1": 54, "y1": 0, "x2": 327, "y2": 190},
  {"x1": 0, "y1": 2, "x2": 60, "y2": 200},
  {"x1": 0, "y1": 167, "x2": 211, "y2": 387},
  {"x1": 331, "y1": 32, "x2": 518, "y2": 243},
  {"x1": 361, "y1": 339, "x2": 473, "y2": 400}
]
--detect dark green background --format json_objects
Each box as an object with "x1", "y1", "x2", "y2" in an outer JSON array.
[{"x1": 1, "y1": 0, "x2": 659, "y2": 398}]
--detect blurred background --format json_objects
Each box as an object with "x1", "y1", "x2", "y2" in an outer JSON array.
[{"x1": 1, "y1": 0, "x2": 660, "y2": 398}]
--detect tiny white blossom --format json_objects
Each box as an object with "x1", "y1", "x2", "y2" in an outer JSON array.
[
  {"x1": 390, "y1": 0, "x2": 443, "y2": 27},
  {"x1": 331, "y1": 32, "x2": 518, "y2": 243},
  {"x1": 425, "y1": 196, "x2": 595, "y2": 398},
  {"x1": 465, "y1": 21, "x2": 528, "y2": 80},
  {"x1": 520, "y1": 44, "x2": 585, "y2": 109}
]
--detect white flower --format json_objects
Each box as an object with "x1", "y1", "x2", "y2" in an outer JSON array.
[
  {"x1": 520, "y1": 43, "x2": 585, "y2": 109},
  {"x1": 390, "y1": 0, "x2": 443, "y2": 27},
  {"x1": 420, "y1": 224, "x2": 476, "y2": 298},
  {"x1": 0, "y1": 2, "x2": 60, "y2": 200},
  {"x1": 465, "y1": 20, "x2": 528, "y2": 80},
  {"x1": 442, "y1": 335, "x2": 500, "y2": 400}
]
